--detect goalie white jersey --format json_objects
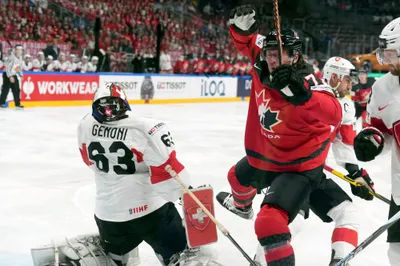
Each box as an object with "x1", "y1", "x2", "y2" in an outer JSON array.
[
  {"x1": 367, "y1": 72, "x2": 400, "y2": 205},
  {"x1": 77, "y1": 112, "x2": 190, "y2": 222},
  {"x1": 331, "y1": 96, "x2": 359, "y2": 167}
]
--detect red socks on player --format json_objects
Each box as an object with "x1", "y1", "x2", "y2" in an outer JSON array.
[
  {"x1": 227, "y1": 165, "x2": 256, "y2": 209},
  {"x1": 255, "y1": 204, "x2": 295, "y2": 266},
  {"x1": 361, "y1": 110, "x2": 368, "y2": 128},
  {"x1": 227, "y1": 165, "x2": 295, "y2": 264}
]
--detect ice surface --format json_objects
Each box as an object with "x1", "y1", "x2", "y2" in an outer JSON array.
[{"x1": 0, "y1": 102, "x2": 393, "y2": 266}]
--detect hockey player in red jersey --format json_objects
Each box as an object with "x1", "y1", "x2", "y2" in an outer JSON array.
[
  {"x1": 218, "y1": 56, "x2": 376, "y2": 266},
  {"x1": 354, "y1": 17, "x2": 400, "y2": 266},
  {"x1": 215, "y1": 5, "x2": 342, "y2": 266},
  {"x1": 350, "y1": 67, "x2": 373, "y2": 128}
]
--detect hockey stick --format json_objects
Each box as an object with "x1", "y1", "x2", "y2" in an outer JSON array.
[
  {"x1": 324, "y1": 165, "x2": 391, "y2": 205},
  {"x1": 165, "y1": 165, "x2": 259, "y2": 266},
  {"x1": 336, "y1": 208, "x2": 400, "y2": 266},
  {"x1": 52, "y1": 240, "x2": 60, "y2": 266},
  {"x1": 272, "y1": 0, "x2": 283, "y2": 65}
]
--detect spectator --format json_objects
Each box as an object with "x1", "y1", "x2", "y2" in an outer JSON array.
[
  {"x1": 143, "y1": 48, "x2": 155, "y2": 73},
  {"x1": 67, "y1": 54, "x2": 78, "y2": 72},
  {"x1": 23, "y1": 54, "x2": 33, "y2": 71},
  {"x1": 87, "y1": 56, "x2": 98, "y2": 72},
  {"x1": 58, "y1": 53, "x2": 69, "y2": 72},
  {"x1": 77, "y1": 55, "x2": 89, "y2": 73},
  {"x1": 159, "y1": 49, "x2": 172, "y2": 74},
  {"x1": 132, "y1": 51, "x2": 144, "y2": 73},
  {"x1": 43, "y1": 55, "x2": 57, "y2": 72},
  {"x1": 43, "y1": 38, "x2": 60, "y2": 60}
]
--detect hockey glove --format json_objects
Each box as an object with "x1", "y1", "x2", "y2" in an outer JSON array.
[
  {"x1": 271, "y1": 64, "x2": 312, "y2": 106},
  {"x1": 229, "y1": 5, "x2": 258, "y2": 35},
  {"x1": 349, "y1": 169, "x2": 374, "y2": 201},
  {"x1": 354, "y1": 127, "x2": 384, "y2": 162}
]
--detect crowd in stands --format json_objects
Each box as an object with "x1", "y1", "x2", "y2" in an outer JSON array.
[
  {"x1": 0, "y1": 0, "x2": 251, "y2": 75},
  {"x1": 0, "y1": 0, "x2": 244, "y2": 73},
  {"x1": 1, "y1": 0, "x2": 383, "y2": 74},
  {"x1": 0, "y1": 51, "x2": 100, "y2": 72},
  {"x1": 134, "y1": 49, "x2": 253, "y2": 76},
  {"x1": 325, "y1": 0, "x2": 400, "y2": 24}
]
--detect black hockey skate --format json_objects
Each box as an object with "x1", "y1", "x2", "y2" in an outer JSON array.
[{"x1": 216, "y1": 192, "x2": 254, "y2": 220}]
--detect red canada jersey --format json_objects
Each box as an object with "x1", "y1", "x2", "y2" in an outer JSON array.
[
  {"x1": 230, "y1": 26, "x2": 342, "y2": 172},
  {"x1": 226, "y1": 62, "x2": 234, "y2": 75},
  {"x1": 173, "y1": 60, "x2": 183, "y2": 74},
  {"x1": 218, "y1": 60, "x2": 226, "y2": 74},
  {"x1": 212, "y1": 61, "x2": 220, "y2": 73},
  {"x1": 195, "y1": 59, "x2": 205, "y2": 74},
  {"x1": 181, "y1": 60, "x2": 191, "y2": 74},
  {"x1": 351, "y1": 79, "x2": 374, "y2": 107}
]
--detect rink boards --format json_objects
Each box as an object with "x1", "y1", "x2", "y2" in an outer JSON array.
[
  {"x1": 0, "y1": 72, "x2": 252, "y2": 107},
  {"x1": 0, "y1": 72, "x2": 382, "y2": 107}
]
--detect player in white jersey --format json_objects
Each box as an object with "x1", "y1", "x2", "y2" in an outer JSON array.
[
  {"x1": 219, "y1": 57, "x2": 375, "y2": 266},
  {"x1": 77, "y1": 83, "x2": 216, "y2": 266},
  {"x1": 354, "y1": 17, "x2": 400, "y2": 266},
  {"x1": 87, "y1": 56, "x2": 98, "y2": 72}
]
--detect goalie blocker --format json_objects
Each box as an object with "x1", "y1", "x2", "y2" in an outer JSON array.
[{"x1": 182, "y1": 186, "x2": 218, "y2": 248}]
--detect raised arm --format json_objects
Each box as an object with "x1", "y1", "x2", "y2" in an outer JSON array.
[{"x1": 229, "y1": 5, "x2": 262, "y2": 63}]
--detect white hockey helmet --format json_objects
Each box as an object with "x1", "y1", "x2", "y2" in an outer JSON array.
[
  {"x1": 323, "y1": 56, "x2": 357, "y2": 84},
  {"x1": 92, "y1": 83, "x2": 131, "y2": 123},
  {"x1": 377, "y1": 17, "x2": 400, "y2": 65}
]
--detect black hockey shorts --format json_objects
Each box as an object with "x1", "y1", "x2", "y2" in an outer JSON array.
[
  {"x1": 94, "y1": 202, "x2": 187, "y2": 263},
  {"x1": 235, "y1": 156, "x2": 325, "y2": 223},
  {"x1": 305, "y1": 174, "x2": 352, "y2": 222},
  {"x1": 388, "y1": 196, "x2": 400, "y2": 242}
]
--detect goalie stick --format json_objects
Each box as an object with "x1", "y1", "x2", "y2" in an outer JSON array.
[
  {"x1": 165, "y1": 165, "x2": 259, "y2": 266},
  {"x1": 336, "y1": 209, "x2": 400, "y2": 266},
  {"x1": 324, "y1": 165, "x2": 391, "y2": 204}
]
